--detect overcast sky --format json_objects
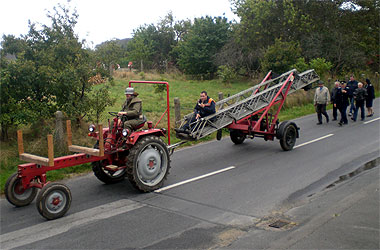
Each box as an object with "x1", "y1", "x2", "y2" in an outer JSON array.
[{"x1": 0, "y1": 0, "x2": 238, "y2": 48}]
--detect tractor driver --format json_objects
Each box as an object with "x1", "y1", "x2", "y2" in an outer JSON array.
[
  {"x1": 117, "y1": 87, "x2": 144, "y2": 132},
  {"x1": 175, "y1": 91, "x2": 216, "y2": 134}
]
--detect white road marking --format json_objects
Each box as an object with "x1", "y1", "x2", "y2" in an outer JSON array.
[
  {"x1": 155, "y1": 166, "x2": 236, "y2": 193},
  {"x1": 294, "y1": 134, "x2": 334, "y2": 149},
  {"x1": 364, "y1": 117, "x2": 380, "y2": 124},
  {"x1": 0, "y1": 199, "x2": 144, "y2": 250}
]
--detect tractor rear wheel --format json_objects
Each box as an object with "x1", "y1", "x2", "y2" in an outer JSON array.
[
  {"x1": 92, "y1": 141, "x2": 127, "y2": 184},
  {"x1": 126, "y1": 136, "x2": 170, "y2": 192},
  {"x1": 36, "y1": 182, "x2": 72, "y2": 220},
  {"x1": 230, "y1": 130, "x2": 246, "y2": 144},
  {"x1": 5, "y1": 173, "x2": 38, "y2": 207}
]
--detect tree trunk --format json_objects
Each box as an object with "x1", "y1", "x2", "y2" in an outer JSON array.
[{"x1": 1, "y1": 125, "x2": 9, "y2": 141}]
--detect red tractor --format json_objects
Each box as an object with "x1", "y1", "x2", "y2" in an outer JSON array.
[
  {"x1": 5, "y1": 81, "x2": 174, "y2": 220},
  {"x1": 89, "y1": 111, "x2": 170, "y2": 191}
]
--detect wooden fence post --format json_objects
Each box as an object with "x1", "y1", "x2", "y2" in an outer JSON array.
[
  {"x1": 174, "y1": 97, "x2": 181, "y2": 127},
  {"x1": 218, "y1": 92, "x2": 224, "y2": 101}
]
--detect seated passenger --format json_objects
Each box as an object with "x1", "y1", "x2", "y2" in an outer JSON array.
[{"x1": 176, "y1": 91, "x2": 216, "y2": 134}]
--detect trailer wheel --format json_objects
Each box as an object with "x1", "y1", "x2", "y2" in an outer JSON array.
[
  {"x1": 5, "y1": 173, "x2": 38, "y2": 207},
  {"x1": 92, "y1": 142, "x2": 127, "y2": 184},
  {"x1": 36, "y1": 183, "x2": 71, "y2": 220},
  {"x1": 230, "y1": 130, "x2": 246, "y2": 144},
  {"x1": 279, "y1": 123, "x2": 297, "y2": 151},
  {"x1": 127, "y1": 136, "x2": 170, "y2": 192}
]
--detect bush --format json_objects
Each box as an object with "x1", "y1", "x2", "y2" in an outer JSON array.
[
  {"x1": 261, "y1": 39, "x2": 301, "y2": 74},
  {"x1": 292, "y1": 58, "x2": 309, "y2": 72},
  {"x1": 217, "y1": 65, "x2": 237, "y2": 83},
  {"x1": 309, "y1": 58, "x2": 332, "y2": 78}
]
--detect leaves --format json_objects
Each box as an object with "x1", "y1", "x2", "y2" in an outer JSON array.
[
  {"x1": 175, "y1": 16, "x2": 231, "y2": 78},
  {"x1": 0, "y1": 4, "x2": 95, "y2": 139}
]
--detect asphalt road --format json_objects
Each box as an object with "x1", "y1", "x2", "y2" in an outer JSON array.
[{"x1": 1, "y1": 100, "x2": 379, "y2": 249}]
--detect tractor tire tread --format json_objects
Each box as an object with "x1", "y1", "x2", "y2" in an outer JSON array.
[{"x1": 126, "y1": 135, "x2": 170, "y2": 192}]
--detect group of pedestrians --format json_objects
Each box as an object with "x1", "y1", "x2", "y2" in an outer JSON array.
[{"x1": 314, "y1": 75, "x2": 375, "y2": 126}]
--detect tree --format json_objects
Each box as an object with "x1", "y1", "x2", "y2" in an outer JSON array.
[
  {"x1": 127, "y1": 30, "x2": 155, "y2": 72},
  {"x1": 261, "y1": 39, "x2": 301, "y2": 74},
  {"x1": 95, "y1": 40, "x2": 126, "y2": 76},
  {"x1": 231, "y1": 0, "x2": 379, "y2": 74},
  {"x1": 86, "y1": 86, "x2": 115, "y2": 124},
  {"x1": 175, "y1": 16, "x2": 231, "y2": 78},
  {"x1": 127, "y1": 12, "x2": 176, "y2": 72},
  {"x1": 231, "y1": 0, "x2": 312, "y2": 75},
  {"x1": 0, "y1": 4, "x2": 96, "y2": 140},
  {"x1": 309, "y1": 58, "x2": 333, "y2": 78}
]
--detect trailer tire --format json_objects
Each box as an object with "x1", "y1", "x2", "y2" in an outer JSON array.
[
  {"x1": 230, "y1": 130, "x2": 246, "y2": 144},
  {"x1": 5, "y1": 173, "x2": 38, "y2": 207},
  {"x1": 278, "y1": 122, "x2": 297, "y2": 151},
  {"x1": 92, "y1": 142, "x2": 127, "y2": 184},
  {"x1": 36, "y1": 183, "x2": 71, "y2": 220},
  {"x1": 126, "y1": 136, "x2": 170, "y2": 192}
]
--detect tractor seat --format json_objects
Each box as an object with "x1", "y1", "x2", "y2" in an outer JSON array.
[{"x1": 134, "y1": 115, "x2": 147, "y2": 130}]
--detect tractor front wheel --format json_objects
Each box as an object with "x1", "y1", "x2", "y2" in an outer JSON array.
[
  {"x1": 92, "y1": 160, "x2": 127, "y2": 184},
  {"x1": 127, "y1": 136, "x2": 170, "y2": 192},
  {"x1": 5, "y1": 173, "x2": 38, "y2": 207},
  {"x1": 36, "y1": 183, "x2": 72, "y2": 220},
  {"x1": 92, "y1": 141, "x2": 127, "y2": 184}
]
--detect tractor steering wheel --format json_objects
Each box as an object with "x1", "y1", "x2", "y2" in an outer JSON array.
[{"x1": 108, "y1": 111, "x2": 120, "y2": 117}]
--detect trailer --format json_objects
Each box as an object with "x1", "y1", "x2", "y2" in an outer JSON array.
[
  {"x1": 176, "y1": 69, "x2": 319, "y2": 150},
  {"x1": 4, "y1": 69, "x2": 319, "y2": 220}
]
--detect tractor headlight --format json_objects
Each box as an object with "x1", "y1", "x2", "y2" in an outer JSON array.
[
  {"x1": 122, "y1": 129, "x2": 129, "y2": 137},
  {"x1": 88, "y1": 124, "x2": 96, "y2": 132}
]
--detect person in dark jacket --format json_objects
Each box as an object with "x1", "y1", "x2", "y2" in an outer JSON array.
[
  {"x1": 118, "y1": 87, "x2": 144, "y2": 131},
  {"x1": 352, "y1": 82, "x2": 368, "y2": 122},
  {"x1": 176, "y1": 91, "x2": 216, "y2": 133},
  {"x1": 365, "y1": 78, "x2": 375, "y2": 117},
  {"x1": 347, "y1": 75, "x2": 358, "y2": 116},
  {"x1": 330, "y1": 81, "x2": 340, "y2": 120},
  {"x1": 334, "y1": 81, "x2": 349, "y2": 126}
]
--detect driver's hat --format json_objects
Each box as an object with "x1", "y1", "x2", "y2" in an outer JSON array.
[{"x1": 125, "y1": 87, "x2": 134, "y2": 95}]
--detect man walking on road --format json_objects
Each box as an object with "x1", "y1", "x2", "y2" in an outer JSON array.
[
  {"x1": 352, "y1": 82, "x2": 367, "y2": 122},
  {"x1": 334, "y1": 81, "x2": 349, "y2": 126},
  {"x1": 331, "y1": 81, "x2": 340, "y2": 121},
  {"x1": 347, "y1": 75, "x2": 358, "y2": 116},
  {"x1": 314, "y1": 80, "x2": 330, "y2": 125}
]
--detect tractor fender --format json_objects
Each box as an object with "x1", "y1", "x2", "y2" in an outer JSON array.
[
  {"x1": 127, "y1": 129, "x2": 166, "y2": 145},
  {"x1": 276, "y1": 121, "x2": 299, "y2": 139}
]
